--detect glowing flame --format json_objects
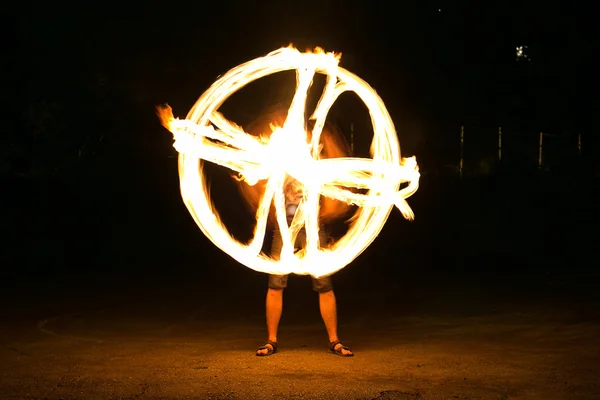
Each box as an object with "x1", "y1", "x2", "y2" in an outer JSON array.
[{"x1": 159, "y1": 46, "x2": 420, "y2": 278}]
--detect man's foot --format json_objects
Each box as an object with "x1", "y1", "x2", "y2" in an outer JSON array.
[
  {"x1": 329, "y1": 340, "x2": 354, "y2": 357},
  {"x1": 256, "y1": 340, "x2": 277, "y2": 356}
]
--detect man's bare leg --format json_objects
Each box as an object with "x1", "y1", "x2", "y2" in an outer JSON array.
[
  {"x1": 257, "y1": 288, "x2": 283, "y2": 355},
  {"x1": 319, "y1": 290, "x2": 353, "y2": 356}
]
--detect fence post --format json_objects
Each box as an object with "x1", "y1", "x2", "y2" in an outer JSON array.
[
  {"x1": 460, "y1": 125, "x2": 464, "y2": 178},
  {"x1": 538, "y1": 132, "x2": 543, "y2": 169},
  {"x1": 498, "y1": 126, "x2": 502, "y2": 161},
  {"x1": 350, "y1": 122, "x2": 354, "y2": 153}
]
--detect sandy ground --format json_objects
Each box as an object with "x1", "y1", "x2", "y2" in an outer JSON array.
[
  {"x1": 1, "y1": 273, "x2": 599, "y2": 400},
  {"x1": 2, "y1": 175, "x2": 599, "y2": 399}
]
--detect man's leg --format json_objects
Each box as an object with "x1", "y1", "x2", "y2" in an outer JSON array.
[
  {"x1": 319, "y1": 289, "x2": 339, "y2": 342},
  {"x1": 265, "y1": 287, "x2": 283, "y2": 342},
  {"x1": 314, "y1": 279, "x2": 353, "y2": 356},
  {"x1": 257, "y1": 226, "x2": 288, "y2": 356},
  {"x1": 256, "y1": 274, "x2": 287, "y2": 356}
]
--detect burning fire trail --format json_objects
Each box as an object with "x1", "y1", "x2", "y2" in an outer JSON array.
[{"x1": 158, "y1": 46, "x2": 420, "y2": 278}]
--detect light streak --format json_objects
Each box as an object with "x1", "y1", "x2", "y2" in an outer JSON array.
[{"x1": 158, "y1": 46, "x2": 420, "y2": 278}]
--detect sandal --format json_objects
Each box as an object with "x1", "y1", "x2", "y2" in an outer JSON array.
[
  {"x1": 329, "y1": 340, "x2": 354, "y2": 357},
  {"x1": 256, "y1": 340, "x2": 277, "y2": 356}
]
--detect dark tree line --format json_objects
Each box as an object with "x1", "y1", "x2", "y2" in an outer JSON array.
[{"x1": 4, "y1": 2, "x2": 595, "y2": 177}]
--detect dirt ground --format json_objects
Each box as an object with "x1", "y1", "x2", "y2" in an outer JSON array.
[
  {"x1": 2, "y1": 175, "x2": 599, "y2": 399},
  {"x1": 1, "y1": 272, "x2": 599, "y2": 400}
]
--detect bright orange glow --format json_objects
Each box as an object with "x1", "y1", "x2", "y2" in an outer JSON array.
[{"x1": 159, "y1": 46, "x2": 420, "y2": 278}]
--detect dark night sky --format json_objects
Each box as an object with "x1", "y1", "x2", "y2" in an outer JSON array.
[{"x1": 3, "y1": 1, "x2": 598, "y2": 176}]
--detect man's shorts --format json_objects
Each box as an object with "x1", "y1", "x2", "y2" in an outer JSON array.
[
  {"x1": 268, "y1": 273, "x2": 333, "y2": 293},
  {"x1": 269, "y1": 223, "x2": 333, "y2": 293}
]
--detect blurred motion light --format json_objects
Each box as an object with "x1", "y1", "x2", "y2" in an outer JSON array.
[{"x1": 158, "y1": 46, "x2": 420, "y2": 278}]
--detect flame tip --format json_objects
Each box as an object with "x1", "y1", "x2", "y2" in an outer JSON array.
[{"x1": 280, "y1": 43, "x2": 341, "y2": 60}]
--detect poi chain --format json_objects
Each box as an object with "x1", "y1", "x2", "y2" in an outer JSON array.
[{"x1": 159, "y1": 46, "x2": 420, "y2": 278}]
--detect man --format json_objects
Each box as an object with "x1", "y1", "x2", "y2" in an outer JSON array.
[{"x1": 238, "y1": 106, "x2": 354, "y2": 357}]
